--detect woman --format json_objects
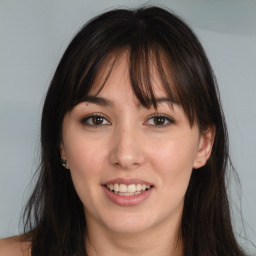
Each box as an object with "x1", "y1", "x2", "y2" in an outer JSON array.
[{"x1": 0, "y1": 6, "x2": 247, "y2": 256}]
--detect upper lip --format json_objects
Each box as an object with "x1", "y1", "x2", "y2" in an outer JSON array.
[{"x1": 103, "y1": 178, "x2": 154, "y2": 186}]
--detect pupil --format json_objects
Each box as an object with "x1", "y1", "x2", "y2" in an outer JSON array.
[
  {"x1": 93, "y1": 116, "x2": 103, "y2": 125},
  {"x1": 154, "y1": 117, "x2": 165, "y2": 125}
]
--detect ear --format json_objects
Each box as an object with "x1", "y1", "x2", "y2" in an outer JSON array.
[
  {"x1": 60, "y1": 143, "x2": 70, "y2": 169},
  {"x1": 193, "y1": 126, "x2": 215, "y2": 169}
]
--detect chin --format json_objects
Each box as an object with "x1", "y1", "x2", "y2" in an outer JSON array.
[{"x1": 99, "y1": 210, "x2": 159, "y2": 234}]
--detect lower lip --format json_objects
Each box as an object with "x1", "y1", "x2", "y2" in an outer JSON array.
[{"x1": 102, "y1": 186, "x2": 153, "y2": 206}]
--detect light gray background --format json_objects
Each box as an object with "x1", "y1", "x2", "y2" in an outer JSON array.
[{"x1": 0, "y1": 0, "x2": 255, "y2": 253}]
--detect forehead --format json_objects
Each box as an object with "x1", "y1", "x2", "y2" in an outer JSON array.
[
  {"x1": 71, "y1": 48, "x2": 196, "y2": 126},
  {"x1": 88, "y1": 50, "x2": 173, "y2": 100}
]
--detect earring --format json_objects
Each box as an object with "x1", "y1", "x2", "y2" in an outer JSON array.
[{"x1": 61, "y1": 159, "x2": 67, "y2": 168}]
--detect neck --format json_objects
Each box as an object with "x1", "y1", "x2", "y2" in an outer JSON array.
[{"x1": 85, "y1": 215, "x2": 183, "y2": 256}]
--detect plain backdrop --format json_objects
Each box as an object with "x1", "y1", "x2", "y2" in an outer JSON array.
[{"x1": 0, "y1": 0, "x2": 256, "y2": 253}]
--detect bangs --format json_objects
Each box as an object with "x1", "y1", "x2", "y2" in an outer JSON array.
[
  {"x1": 71, "y1": 45, "x2": 196, "y2": 126},
  {"x1": 58, "y1": 7, "x2": 209, "y2": 128}
]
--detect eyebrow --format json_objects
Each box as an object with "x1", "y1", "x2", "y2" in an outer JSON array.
[
  {"x1": 81, "y1": 95, "x2": 177, "y2": 108},
  {"x1": 81, "y1": 95, "x2": 114, "y2": 107},
  {"x1": 145, "y1": 97, "x2": 177, "y2": 106}
]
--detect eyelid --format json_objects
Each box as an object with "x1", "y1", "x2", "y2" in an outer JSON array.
[
  {"x1": 80, "y1": 113, "x2": 111, "y2": 126},
  {"x1": 80, "y1": 113, "x2": 174, "y2": 127},
  {"x1": 144, "y1": 113, "x2": 175, "y2": 127}
]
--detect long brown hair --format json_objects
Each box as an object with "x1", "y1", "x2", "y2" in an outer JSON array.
[{"x1": 22, "y1": 6, "x2": 246, "y2": 255}]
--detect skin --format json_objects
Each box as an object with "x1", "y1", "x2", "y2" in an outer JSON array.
[
  {"x1": 0, "y1": 236, "x2": 30, "y2": 256},
  {"x1": 60, "y1": 51, "x2": 215, "y2": 256},
  {"x1": 0, "y1": 51, "x2": 214, "y2": 256}
]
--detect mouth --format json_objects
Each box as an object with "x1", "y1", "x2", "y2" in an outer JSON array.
[{"x1": 104, "y1": 183, "x2": 153, "y2": 196}]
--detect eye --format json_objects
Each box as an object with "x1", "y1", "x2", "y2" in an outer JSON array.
[
  {"x1": 81, "y1": 114, "x2": 111, "y2": 126},
  {"x1": 145, "y1": 114, "x2": 174, "y2": 127}
]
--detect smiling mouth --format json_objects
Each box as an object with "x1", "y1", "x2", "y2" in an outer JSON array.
[{"x1": 104, "y1": 183, "x2": 153, "y2": 196}]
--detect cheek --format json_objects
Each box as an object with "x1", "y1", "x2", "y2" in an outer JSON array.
[
  {"x1": 66, "y1": 138, "x2": 105, "y2": 213},
  {"x1": 65, "y1": 132, "x2": 106, "y2": 173},
  {"x1": 63, "y1": 134, "x2": 105, "y2": 197},
  {"x1": 150, "y1": 135, "x2": 198, "y2": 188}
]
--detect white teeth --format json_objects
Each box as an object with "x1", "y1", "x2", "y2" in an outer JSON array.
[
  {"x1": 119, "y1": 192, "x2": 130, "y2": 196},
  {"x1": 141, "y1": 184, "x2": 147, "y2": 190},
  {"x1": 136, "y1": 184, "x2": 142, "y2": 191},
  {"x1": 114, "y1": 192, "x2": 142, "y2": 196},
  {"x1": 114, "y1": 183, "x2": 119, "y2": 192},
  {"x1": 127, "y1": 184, "x2": 136, "y2": 193},
  {"x1": 119, "y1": 184, "x2": 127, "y2": 192},
  {"x1": 106, "y1": 183, "x2": 152, "y2": 194},
  {"x1": 108, "y1": 184, "x2": 114, "y2": 191}
]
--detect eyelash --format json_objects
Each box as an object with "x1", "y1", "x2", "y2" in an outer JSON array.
[
  {"x1": 144, "y1": 114, "x2": 175, "y2": 127},
  {"x1": 81, "y1": 114, "x2": 175, "y2": 127},
  {"x1": 81, "y1": 114, "x2": 110, "y2": 127}
]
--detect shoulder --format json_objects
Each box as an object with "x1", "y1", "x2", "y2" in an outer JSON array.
[{"x1": 0, "y1": 236, "x2": 31, "y2": 256}]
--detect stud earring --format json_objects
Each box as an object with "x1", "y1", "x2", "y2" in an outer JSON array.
[{"x1": 61, "y1": 159, "x2": 67, "y2": 168}]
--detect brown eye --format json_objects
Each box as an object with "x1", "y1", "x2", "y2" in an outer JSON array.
[
  {"x1": 82, "y1": 114, "x2": 110, "y2": 126},
  {"x1": 153, "y1": 116, "x2": 166, "y2": 125},
  {"x1": 145, "y1": 115, "x2": 174, "y2": 127},
  {"x1": 92, "y1": 116, "x2": 104, "y2": 125}
]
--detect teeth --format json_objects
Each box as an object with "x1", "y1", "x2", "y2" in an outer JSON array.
[
  {"x1": 136, "y1": 184, "x2": 142, "y2": 191},
  {"x1": 114, "y1": 183, "x2": 119, "y2": 192},
  {"x1": 119, "y1": 184, "x2": 127, "y2": 192},
  {"x1": 108, "y1": 184, "x2": 114, "y2": 191},
  {"x1": 128, "y1": 184, "x2": 136, "y2": 193},
  {"x1": 117, "y1": 192, "x2": 142, "y2": 196},
  {"x1": 106, "y1": 183, "x2": 152, "y2": 194}
]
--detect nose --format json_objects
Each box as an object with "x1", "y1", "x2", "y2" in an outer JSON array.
[{"x1": 109, "y1": 126, "x2": 146, "y2": 170}]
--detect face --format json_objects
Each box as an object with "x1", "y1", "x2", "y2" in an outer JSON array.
[{"x1": 60, "y1": 52, "x2": 213, "y2": 236}]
